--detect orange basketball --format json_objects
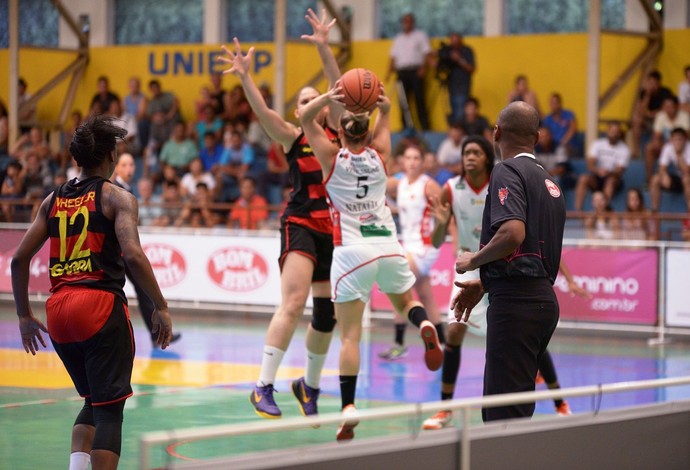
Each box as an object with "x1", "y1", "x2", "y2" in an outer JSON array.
[{"x1": 339, "y1": 68, "x2": 381, "y2": 113}]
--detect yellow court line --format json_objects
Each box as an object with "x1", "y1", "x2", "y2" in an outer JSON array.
[{"x1": 0, "y1": 348, "x2": 338, "y2": 389}]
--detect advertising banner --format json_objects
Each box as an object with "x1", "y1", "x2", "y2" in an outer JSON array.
[
  {"x1": 665, "y1": 248, "x2": 690, "y2": 327},
  {"x1": 0, "y1": 230, "x2": 51, "y2": 294},
  {"x1": 555, "y1": 248, "x2": 658, "y2": 325}
]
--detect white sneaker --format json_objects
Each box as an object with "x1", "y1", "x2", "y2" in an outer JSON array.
[
  {"x1": 336, "y1": 404, "x2": 359, "y2": 441},
  {"x1": 423, "y1": 410, "x2": 452, "y2": 430}
]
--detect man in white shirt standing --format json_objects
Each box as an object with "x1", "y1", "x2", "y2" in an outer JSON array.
[
  {"x1": 387, "y1": 13, "x2": 432, "y2": 131},
  {"x1": 574, "y1": 121, "x2": 631, "y2": 211}
]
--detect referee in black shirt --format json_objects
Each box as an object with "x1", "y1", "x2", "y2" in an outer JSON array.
[{"x1": 452, "y1": 101, "x2": 566, "y2": 422}]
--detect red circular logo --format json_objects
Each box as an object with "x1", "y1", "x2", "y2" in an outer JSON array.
[
  {"x1": 143, "y1": 243, "x2": 187, "y2": 288},
  {"x1": 207, "y1": 247, "x2": 269, "y2": 292},
  {"x1": 545, "y1": 179, "x2": 561, "y2": 198}
]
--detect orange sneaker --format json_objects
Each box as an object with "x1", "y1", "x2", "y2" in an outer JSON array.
[
  {"x1": 336, "y1": 404, "x2": 359, "y2": 441},
  {"x1": 422, "y1": 410, "x2": 452, "y2": 430},
  {"x1": 556, "y1": 401, "x2": 572, "y2": 416}
]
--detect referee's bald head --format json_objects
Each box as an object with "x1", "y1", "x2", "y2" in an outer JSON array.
[{"x1": 496, "y1": 101, "x2": 540, "y2": 146}]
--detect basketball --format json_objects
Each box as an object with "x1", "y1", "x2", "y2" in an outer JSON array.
[{"x1": 339, "y1": 68, "x2": 381, "y2": 113}]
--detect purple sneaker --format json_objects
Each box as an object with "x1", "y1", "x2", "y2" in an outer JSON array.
[
  {"x1": 249, "y1": 384, "x2": 281, "y2": 419},
  {"x1": 292, "y1": 377, "x2": 320, "y2": 417}
]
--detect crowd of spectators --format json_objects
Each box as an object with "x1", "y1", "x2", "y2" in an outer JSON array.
[
  {"x1": 1, "y1": 32, "x2": 689, "y2": 240},
  {"x1": 0, "y1": 73, "x2": 288, "y2": 229}
]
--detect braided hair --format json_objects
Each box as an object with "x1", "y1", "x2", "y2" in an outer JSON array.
[{"x1": 69, "y1": 115, "x2": 127, "y2": 169}]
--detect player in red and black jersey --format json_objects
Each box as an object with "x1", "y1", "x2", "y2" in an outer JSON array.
[
  {"x1": 220, "y1": 9, "x2": 342, "y2": 419},
  {"x1": 11, "y1": 115, "x2": 172, "y2": 470}
]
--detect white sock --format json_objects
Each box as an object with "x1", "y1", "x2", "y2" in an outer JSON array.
[
  {"x1": 257, "y1": 345, "x2": 285, "y2": 387},
  {"x1": 305, "y1": 351, "x2": 328, "y2": 389},
  {"x1": 69, "y1": 452, "x2": 90, "y2": 470}
]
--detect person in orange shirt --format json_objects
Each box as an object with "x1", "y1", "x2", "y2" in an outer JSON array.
[{"x1": 228, "y1": 176, "x2": 269, "y2": 229}]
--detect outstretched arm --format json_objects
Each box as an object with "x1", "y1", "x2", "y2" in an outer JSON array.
[
  {"x1": 370, "y1": 89, "x2": 391, "y2": 161},
  {"x1": 219, "y1": 38, "x2": 299, "y2": 150},
  {"x1": 302, "y1": 8, "x2": 344, "y2": 129},
  {"x1": 300, "y1": 87, "x2": 342, "y2": 176},
  {"x1": 11, "y1": 195, "x2": 51, "y2": 355}
]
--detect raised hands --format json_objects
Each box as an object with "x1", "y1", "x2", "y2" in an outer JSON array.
[
  {"x1": 301, "y1": 8, "x2": 336, "y2": 48},
  {"x1": 219, "y1": 37, "x2": 253, "y2": 78}
]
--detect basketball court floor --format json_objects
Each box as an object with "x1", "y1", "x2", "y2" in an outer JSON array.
[{"x1": 2, "y1": 302, "x2": 690, "y2": 469}]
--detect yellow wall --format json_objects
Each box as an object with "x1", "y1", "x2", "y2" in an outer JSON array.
[{"x1": 1, "y1": 29, "x2": 688, "y2": 133}]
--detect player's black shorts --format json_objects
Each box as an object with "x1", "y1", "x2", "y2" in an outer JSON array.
[
  {"x1": 666, "y1": 174, "x2": 684, "y2": 192},
  {"x1": 279, "y1": 218, "x2": 333, "y2": 282},
  {"x1": 48, "y1": 287, "x2": 135, "y2": 405}
]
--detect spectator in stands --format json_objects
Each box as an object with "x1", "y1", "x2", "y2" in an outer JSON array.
[
  {"x1": 159, "y1": 121, "x2": 198, "y2": 176},
  {"x1": 682, "y1": 218, "x2": 690, "y2": 241},
  {"x1": 90, "y1": 76, "x2": 120, "y2": 116},
  {"x1": 228, "y1": 176, "x2": 269, "y2": 230},
  {"x1": 180, "y1": 157, "x2": 216, "y2": 199},
  {"x1": 143, "y1": 80, "x2": 181, "y2": 175},
  {"x1": 543, "y1": 93, "x2": 578, "y2": 155},
  {"x1": 17, "y1": 78, "x2": 36, "y2": 134},
  {"x1": 106, "y1": 99, "x2": 138, "y2": 155},
  {"x1": 257, "y1": 141, "x2": 289, "y2": 205},
  {"x1": 10, "y1": 126, "x2": 51, "y2": 163},
  {"x1": 436, "y1": 122, "x2": 466, "y2": 175},
  {"x1": 175, "y1": 182, "x2": 218, "y2": 228},
  {"x1": 575, "y1": 121, "x2": 631, "y2": 211},
  {"x1": 21, "y1": 151, "x2": 53, "y2": 200},
  {"x1": 387, "y1": 13, "x2": 433, "y2": 130},
  {"x1": 584, "y1": 190, "x2": 619, "y2": 239},
  {"x1": 1, "y1": 160, "x2": 24, "y2": 221},
  {"x1": 459, "y1": 97, "x2": 492, "y2": 141},
  {"x1": 160, "y1": 163, "x2": 181, "y2": 189},
  {"x1": 620, "y1": 187, "x2": 655, "y2": 240},
  {"x1": 423, "y1": 151, "x2": 453, "y2": 187},
  {"x1": 137, "y1": 177, "x2": 163, "y2": 227},
  {"x1": 435, "y1": 32, "x2": 475, "y2": 124},
  {"x1": 124, "y1": 77, "x2": 149, "y2": 149},
  {"x1": 535, "y1": 126, "x2": 575, "y2": 190},
  {"x1": 152, "y1": 181, "x2": 183, "y2": 227},
  {"x1": 631, "y1": 70, "x2": 674, "y2": 157},
  {"x1": 507, "y1": 75, "x2": 541, "y2": 117},
  {"x1": 645, "y1": 96, "x2": 690, "y2": 182},
  {"x1": 199, "y1": 131, "x2": 224, "y2": 173},
  {"x1": 649, "y1": 127, "x2": 690, "y2": 213},
  {"x1": 679, "y1": 65, "x2": 690, "y2": 114},
  {"x1": 111, "y1": 152, "x2": 136, "y2": 194},
  {"x1": 192, "y1": 103, "x2": 224, "y2": 150},
  {"x1": 209, "y1": 71, "x2": 231, "y2": 119},
  {"x1": 217, "y1": 130, "x2": 254, "y2": 202},
  {"x1": 225, "y1": 84, "x2": 252, "y2": 126},
  {"x1": 194, "y1": 86, "x2": 213, "y2": 121}
]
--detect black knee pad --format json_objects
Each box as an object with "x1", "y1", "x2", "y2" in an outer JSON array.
[
  {"x1": 311, "y1": 297, "x2": 336, "y2": 333},
  {"x1": 74, "y1": 398, "x2": 94, "y2": 427},
  {"x1": 91, "y1": 400, "x2": 125, "y2": 456}
]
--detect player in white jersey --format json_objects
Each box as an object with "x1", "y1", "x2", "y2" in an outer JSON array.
[
  {"x1": 380, "y1": 145, "x2": 445, "y2": 361},
  {"x1": 423, "y1": 135, "x2": 493, "y2": 430},
  {"x1": 300, "y1": 84, "x2": 443, "y2": 441}
]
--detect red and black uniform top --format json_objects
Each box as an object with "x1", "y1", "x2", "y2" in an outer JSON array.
[
  {"x1": 47, "y1": 176, "x2": 126, "y2": 301},
  {"x1": 283, "y1": 128, "x2": 339, "y2": 234}
]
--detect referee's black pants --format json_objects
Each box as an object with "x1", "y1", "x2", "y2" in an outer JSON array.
[{"x1": 482, "y1": 277, "x2": 559, "y2": 422}]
